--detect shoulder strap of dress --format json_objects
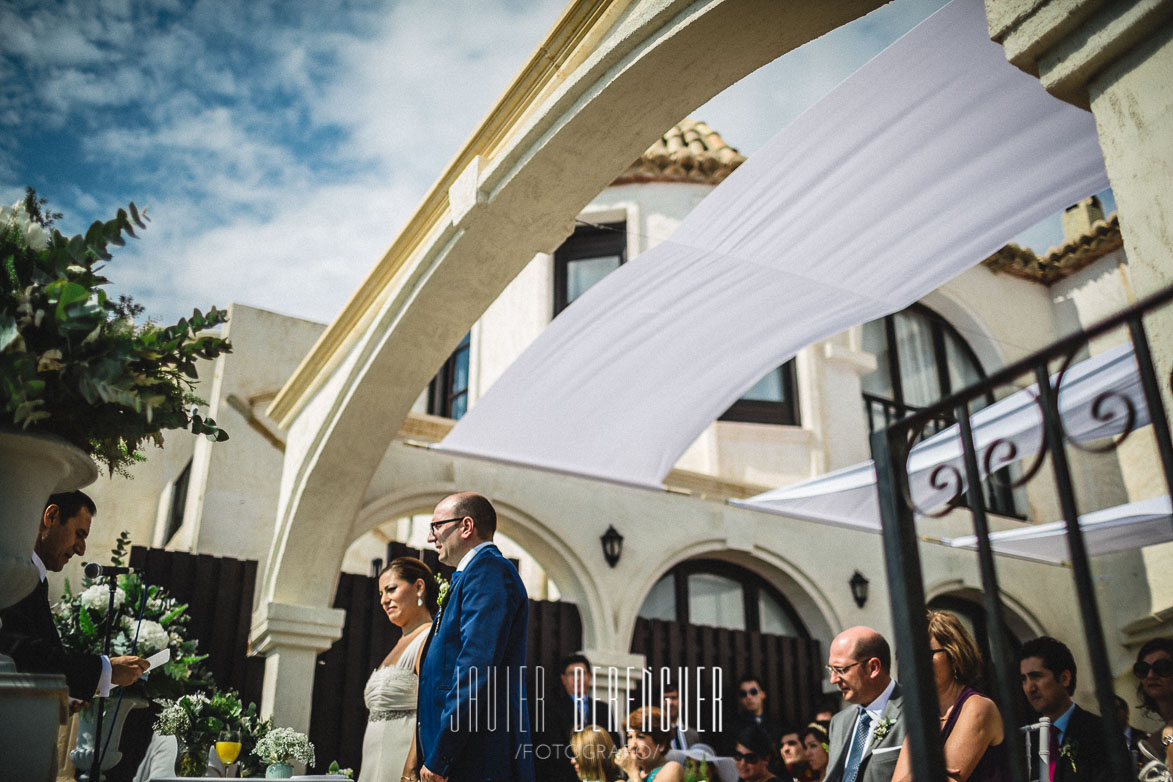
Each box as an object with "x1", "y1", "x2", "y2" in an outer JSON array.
[{"x1": 941, "y1": 687, "x2": 977, "y2": 738}]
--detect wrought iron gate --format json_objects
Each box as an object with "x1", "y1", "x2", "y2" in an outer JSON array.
[{"x1": 871, "y1": 283, "x2": 1173, "y2": 782}]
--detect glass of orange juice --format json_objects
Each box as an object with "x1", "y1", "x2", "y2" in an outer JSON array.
[{"x1": 216, "y1": 730, "x2": 242, "y2": 776}]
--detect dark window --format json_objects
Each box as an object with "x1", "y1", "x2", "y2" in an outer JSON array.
[
  {"x1": 428, "y1": 332, "x2": 471, "y2": 420},
  {"x1": 861, "y1": 305, "x2": 1018, "y2": 517},
  {"x1": 553, "y1": 221, "x2": 626, "y2": 316},
  {"x1": 719, "y1": 362, "x2": 800, "y2": 425},
  {"x1": 163, "y1": 459, "x2": 191, "y2": 544},
  {"x1": 638, "y1": 559, "x2": 809, "y2": 638}
]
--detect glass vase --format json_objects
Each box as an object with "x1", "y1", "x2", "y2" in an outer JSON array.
[{"x1": 175, "y1": 739, "x2": 211, "y2": 777}]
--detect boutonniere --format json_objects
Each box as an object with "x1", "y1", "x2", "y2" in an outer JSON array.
[
  {"x1": 1059, "y1": 741, "x2": 1077, "y2": 773},
  {"x1": 432, "y1": 573, "x2": 453, "y2": 622},
  {"x1": 870, "y1": 717, "x2": 894, "y2": 748}
]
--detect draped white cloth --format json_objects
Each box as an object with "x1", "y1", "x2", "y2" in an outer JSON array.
[
  {"x1": 733, "y1": 343, "x2": 1145, "y2": 530},
  {"x1": 437, "y1": 0, "x2": 1108, "y2": 489},
  {"x1": 941, "y1": 496, "x2": 1173, "y2": 565}
]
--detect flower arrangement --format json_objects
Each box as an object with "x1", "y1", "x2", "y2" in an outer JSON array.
[
  {"x1": 253, "y1": 726, "x2": 315, "y2": 766},
  {"x1": 53, "y1": 532, "x2": 208, "y2": 700},
  {"x1": 155, "y1": 689, "x2": 273, "y2": 777},
  {"x1": 0, "y1": 188, "x2": 231, "y2": 475},
  {"x1": 682, "y1": 758, "x2": 712, "y2": 782}
]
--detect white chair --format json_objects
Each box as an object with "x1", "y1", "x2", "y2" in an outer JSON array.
[{"x1": 1018, "y1": 716, "x2": 1052, "y2": 782}]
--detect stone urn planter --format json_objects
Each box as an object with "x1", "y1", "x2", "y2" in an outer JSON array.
[
  {"x1": 0, "y1": 431, "x2": 97, "y2": 781},
  {"x1": 70, "y1": 693, "x2": 150, "y2": 781},
  {"x1": 0, "y1": 431, "x2": 97, "y2": 610}
]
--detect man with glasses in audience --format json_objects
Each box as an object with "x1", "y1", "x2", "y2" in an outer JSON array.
[
  {"x1": 725, "y1": 674, "x2": 783, "y2": 756},
  {"x1": 824, "y1": 627, "x2": 904, "y2": 782}
]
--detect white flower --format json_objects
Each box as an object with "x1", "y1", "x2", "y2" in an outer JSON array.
[
  {"x1": 127, "y1": 617, "x2": 170, "y2": 654},
  {"x1": 79, "y1": 584, "x2": 126, "y2": 613},
  {"x1": 24, "y1": 221, "x2": 48, "y2": 250}
]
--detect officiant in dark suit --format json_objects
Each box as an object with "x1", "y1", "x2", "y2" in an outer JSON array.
[{"x1": 0, "y1": 491, "x2": 148, "y2": 701}]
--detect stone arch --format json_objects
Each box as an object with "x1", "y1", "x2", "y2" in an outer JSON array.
[
  {"x1": 617, "y1": 536, "x2": 839, "y2": 652},
  {"x1": 350, "y1": 485, "x2": 608, "y2": 651},
  {"x1": 918, "y1": 288, "x2": 1011, "y2": 377},
  {"x1": 256, "y1": 0, "x2": 886, "y2": 620},
  {"x1": 924, "y1": 578, "x2": 1046, "y2": 643}
]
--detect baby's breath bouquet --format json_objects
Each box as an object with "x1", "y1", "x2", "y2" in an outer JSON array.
[
  {"x1": 53, "y1": 532, "x2": 208, "y2": 700},
  {"x1": 253, "y1": 726, "x2": 315, "y2": 767},
  {"x1": 156, "y1": 689, "x2": 272, "y2": 777}
]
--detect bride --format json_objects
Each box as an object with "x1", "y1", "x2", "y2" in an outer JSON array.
[{"x1": 359, "y1": 557, "x2": 438, "y2": 782}]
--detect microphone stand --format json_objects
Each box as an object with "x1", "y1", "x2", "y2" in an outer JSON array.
[{"x1": 88, "y1": 573, "x2": 119, "y2": 782}]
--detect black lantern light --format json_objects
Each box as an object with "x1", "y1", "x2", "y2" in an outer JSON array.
[
  {"x1": 600, "y1": 525, "x2": 624, "y2": 568},
  {"x1": 849, "y1": 570, "x2": 869, "y2": 608}
]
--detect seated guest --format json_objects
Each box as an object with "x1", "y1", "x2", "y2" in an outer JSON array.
[
  {"x1": 571, "y1": 725, "x2": 626, "y2": 782},
  {"x1": 1114, "y1": 693, "x2": 1147, "y2": 767},
  {"x1": 734, "y1": 725, "x2": 793, "y2": 782},
  {"x1": 779, "y1": 725, "x2": 816, "y2": 781},
  {"x1": 824, "y1": 626, "x2": 905, "y2": 782},
  {"x1": 812, "y1": 694, "x2": 840, "y2": 724},
  {"x1": 1134, "y1": 637, "x2": 1173, "y2": 774},
  {"x1": 1019, "y1": 635, "x2": 1108, "y2": 782},
  {"x1": 0, "y1": 492, "x2": 148, "y2": 701},
  {"x1": 546, "y1": 654, "x2": 619, "y2": 782},
  {"x1": 726, "y1": 674, "x2": 782, "y2": 754},
  {"x1": 801, "y1": 723, "x2": 830, "y2": 782},
  {"x1": 892, "y1": 610, "x2": 1008, "y2": 782},
  {"x1": 661, "y1": 675, "x2": 700, "y2": 750},
  {"x1": 618, "y1": 706, "x2": 685, "y2": 782}
]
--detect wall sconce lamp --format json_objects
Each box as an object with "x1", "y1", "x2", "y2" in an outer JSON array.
[
  {"x1": 850, "y1": 570, "x2": 869, "y2": 608},
  {"x1": 601, "y1": 525, "x2": 624, "y2": 568}
]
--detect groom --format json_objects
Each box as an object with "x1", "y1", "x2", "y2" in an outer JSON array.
[{"x1": 417, "y1": 492, "x2": 535, "y2": 782}]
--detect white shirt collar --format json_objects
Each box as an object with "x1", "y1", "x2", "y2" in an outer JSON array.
[
  {"x1": 863, "y1": 677, "x2": 897, "y2": 717},
  {"x1": 31, "y1": 551, "x2": 47, "y2": 582},
  {"x1": 455, "y1": 541, "x2": 493, "y2": 572}
]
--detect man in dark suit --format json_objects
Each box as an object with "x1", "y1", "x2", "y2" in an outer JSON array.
[
  {"x1": 1115, "y1": 694, "x2": 1148, "y2": 764},
  {"x1": 540, "y1": 653, "x2": 619, "y2": 782},
  {"x1": 416, "y1": 492, "x2": 535, "y2": 782},
  {"x1": 661, "y1": 679, "x2": 701, "y2": 751},
  {"x1": 824, "y1": 627, "x2": 905, "y2": 782},
  {"x1": 724, "y1": 673, "x2": 784, "y2": 754},
  {"x1": 1019, "y1": 636, "x2": 1110, "y2": 782},
  {"x1": 0, "y1": 491, "x2": 147, "y2": 701}
]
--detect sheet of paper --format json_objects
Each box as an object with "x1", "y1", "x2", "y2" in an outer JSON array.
[{"x1": 145, "y1": 648, "x2": 170, "y2": 670}]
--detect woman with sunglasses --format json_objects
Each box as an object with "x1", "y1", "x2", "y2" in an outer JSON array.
[
  {"x1": 733, "y1": 724, "x2": 788, "y2": 782},
  {"x1": 1134, "y1": 637, "x2": 1173, "y2": 776},
  {"x1": 617, "y1": 707, "x2": 685, "y2": 782},
  {"x1": 891, "y1": 610, "x2": 1008, "y2": 782}
]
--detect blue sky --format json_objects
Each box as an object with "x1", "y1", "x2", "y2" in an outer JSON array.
[{"x1": 1, "y1": 0, "x2": 1110, "y2": 324}]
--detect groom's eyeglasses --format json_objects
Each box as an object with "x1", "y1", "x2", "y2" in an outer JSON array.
[{"x1": 430, "y1": 517, "x2": 465, "y2": 535}]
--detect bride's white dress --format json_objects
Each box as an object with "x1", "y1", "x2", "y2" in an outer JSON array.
[{"x1": 359, "y1": 630, "x2": 428, "y2": 782}]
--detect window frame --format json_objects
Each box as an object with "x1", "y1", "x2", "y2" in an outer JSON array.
[
  {"x1": 641, "y1": 558, "x2": 810, "y2": 638},
  {"x1": 719, "y1": 361, "x2": 801, "y2": 425},
  {"x1": 427, "y1": 331, "x2": 471, "y2": 420},
  {"x1": 553, "y1": 221, "x2": 627, "y2": 317}
]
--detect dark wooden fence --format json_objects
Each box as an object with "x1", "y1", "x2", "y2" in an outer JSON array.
[
  {"x1": 630, "y1": 617, "x2": 823, "y2": 747},
  {"x1": 96, "y1": 547, "x2": 265, "y2": 782}
]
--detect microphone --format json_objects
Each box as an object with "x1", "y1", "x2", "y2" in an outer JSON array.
[{"x1": 83, "y1": 563, "x2": 140, "y2": 579}]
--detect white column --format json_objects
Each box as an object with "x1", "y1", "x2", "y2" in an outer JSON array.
[{"x1": 250, "y1": 602, "x2": 346, "y2": 735}]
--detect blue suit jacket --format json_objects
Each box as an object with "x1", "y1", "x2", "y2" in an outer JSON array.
[{"x1": 418, "y1": 544, "x2": 536, "y2": 781}]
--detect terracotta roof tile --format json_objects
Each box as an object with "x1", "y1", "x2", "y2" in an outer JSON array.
[
  {"x1": 982, "y1": 212, "x2": 1123, "y2": 285},
  {"x1": 613, "y1": 119, "x2": 746, "y2": 186}
]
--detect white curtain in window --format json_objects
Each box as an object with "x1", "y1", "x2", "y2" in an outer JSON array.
[{"x1": 437, "y1": 0, "x2": 1108, "y2": 489}]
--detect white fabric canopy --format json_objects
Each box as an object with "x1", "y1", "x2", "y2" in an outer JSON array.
[
  {"x1": 733, "y1": 343, "x2": 1145, "y2": 530},
  {"x1": 438, "y1": 0, "x2": 1108, "y2": 488},
  {"x1": 941, "y1": 496, "x2": 1173, "y2": 565}
]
